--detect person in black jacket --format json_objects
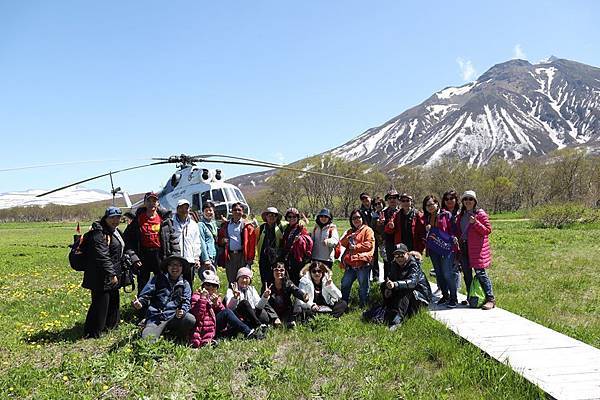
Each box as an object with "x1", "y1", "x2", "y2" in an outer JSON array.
[
  {"x1": 263, "y1": 262, "x2": 308, "y2": 328},
  {"x1": 123, "y1": 192, "x2": 180, "y2": 296},
  {"x1": 83, "y1": 206, "x2": 125, "y2": 338},
  {"x1": 381, "y1": 244, "x2": 432, "y2": 331}
]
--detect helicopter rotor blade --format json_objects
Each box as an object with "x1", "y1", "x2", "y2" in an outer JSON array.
[
  {"x1": 191, "y1": 154, "x2": 283, "y2": 168},
  {"x1": 35, "y1": 161, "x2": 169, "y2": 198},
  {"x1": 196, "y1": 158, "x2": 375, "y2": 185},
  {"x1": 0, "y1": 158, "x2": 151, "y2": 173}
]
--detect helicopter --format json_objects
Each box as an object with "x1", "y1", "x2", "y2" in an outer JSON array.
[{"x1": 33, "y1": 154, "x2": 375, "y2": 218}]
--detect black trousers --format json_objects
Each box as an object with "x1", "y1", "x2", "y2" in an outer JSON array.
[
  {"x1": 299, "y1": 300, "x2": 348, "y2": 321},
  {"x1": 381, "y1": 286, "x2": 422, "y2": 325},
  {"x1": 84, "y1": 289, "x2": 120, "y2": 338},
  {"x1": 137, "y1": 248, "x2": 161, "y2": 296},
  {"x1": 235, "y1": 300, "x2": 277, "y2": 328}
]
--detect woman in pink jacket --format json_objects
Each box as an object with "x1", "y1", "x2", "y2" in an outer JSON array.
[{"x1": 456, "y1": 190, "x2": 495, "y2": 310}]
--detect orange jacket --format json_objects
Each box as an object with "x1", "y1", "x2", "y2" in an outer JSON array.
[{"x1": 339, "y1": 224, "x2": 375, "y2": 269}]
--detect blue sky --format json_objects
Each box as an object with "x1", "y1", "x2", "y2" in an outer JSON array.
[{"x1": 1, "y1": 0, "x2": 599, "y2": 194}]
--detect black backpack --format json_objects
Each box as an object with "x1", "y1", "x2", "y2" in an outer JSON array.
[{"x1": 68, "y1": 232, "x2": 91, "y2": 271}]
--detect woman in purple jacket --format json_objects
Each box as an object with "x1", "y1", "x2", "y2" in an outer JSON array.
[
  {"x1": 423, "y1": 195, "x2": 459, "y2": 308},
  {"x1": 456, "y1": 190, "x2": 495, "y2": 310}
]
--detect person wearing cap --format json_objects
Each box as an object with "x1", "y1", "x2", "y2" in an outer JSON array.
[
  {"x1": 256, "y1": 206, "x2": 287, "y2": 293},
  {"x1": 162, "y1": 198, "x2": 212, "y2": 287},
  {"x1": 281, "y1": 207, "x2": 312, "y2": 285},
  {"x1": 82, "y1": 206, "x2": 126, "y2": 338},
  {"x1": 123, "y1": 192, "x2": 179, "y2": 297},
  {"x1": 189, "y1": 270, "x2": 262, "y2": 348},
  {"x1": 380, "y1": 244, "x2": 432, "y2": 331},
  {"x1": 380, "y1": 190, "x2": 401, "y2": 279},
  {"x1": 224, "y1": 267, "x2": 278, "y2": 328},
  {"x1": 339, "y1": 209, "x2": 375, "y2": 308},
  {"x1": 217, "y1": 202, "x2": 257, "y2": 286},
  {"x1": 310, "y1": 208, "x2": 339, "y2": 268},
  {"x1": 383, "y1": 192, "x2": 426, "y2": 277},
  {"x1": 132, "y1": 255, "x2": 195, "y2": 342},
  {"x1": 456, "y1": 190, "x2": 495, "y2": 310}
]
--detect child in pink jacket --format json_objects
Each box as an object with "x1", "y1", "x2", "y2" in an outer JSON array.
[{"x1": 189, "y1": 270, "x2": 262, "y2": 348}]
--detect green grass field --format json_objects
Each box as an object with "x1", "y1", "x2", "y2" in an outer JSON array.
[{"x1": 1, "y1": 217, "x2": 598, "y2": 399}]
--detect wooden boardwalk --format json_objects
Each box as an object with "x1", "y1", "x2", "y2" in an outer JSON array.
[{"x1": 428, "y1": 284, "x2": 600, "y2": 400}]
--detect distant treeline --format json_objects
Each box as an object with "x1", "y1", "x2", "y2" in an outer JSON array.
[
  {"x1": 0, "y1": 203, "x2": 107, "y2": 223},
  {"x1": 248, "y1": 149, "x2": 600, "y2": 217}
]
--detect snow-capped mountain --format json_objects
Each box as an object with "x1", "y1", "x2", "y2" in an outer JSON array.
[
  {"x1": 0, "y1": 186, "x2": 115, "y2": 209},
  {"x1": 330, "y1": 57, "x2": 600, "y2": 168}
]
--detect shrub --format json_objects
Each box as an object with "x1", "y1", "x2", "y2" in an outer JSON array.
[{"x1": 530, "y1": 203, "x2": 600, "y2": 228}]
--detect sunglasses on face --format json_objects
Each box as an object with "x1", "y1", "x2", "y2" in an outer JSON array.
[
  {"x1": 463, "y1": 197, "x2": 475, "y2": 202},
  {"x1": 400, "y1": 199, "x2": 410, "y2": 203},
  {"x1": 285, "y1": 215, "x2": 298, "y2": 220},
  {"x1": 310, "y1": 269, "x2": 323, "y2": 274},
  {"x1": 393, "y1": 253, "x2": 406, "y2": 258}
]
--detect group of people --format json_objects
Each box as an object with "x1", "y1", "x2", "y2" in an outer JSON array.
[{"x1": 81, "y1": 187, "x2": 495, "y2": 345}]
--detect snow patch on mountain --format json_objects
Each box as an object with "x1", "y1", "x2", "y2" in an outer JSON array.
[
  {"x1": 436, "y1": 82, "x2": 475, "y2": 99},
  {"x1": 0, "y1": 186, "x2": 115, "y2": 210}
]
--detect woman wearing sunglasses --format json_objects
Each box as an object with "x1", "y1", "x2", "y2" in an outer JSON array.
[
  {"x1": 295, "y1": 261, "x2": 347, "y2": 320},
  {"x1": 281, "y1": 208, "x2": 312, "y2": 285},
  {"x1": 457, "y1": 190, "x2": 495, "y2": 310},
  {"x1": 339, "y1": 209, "x2": 375, "y2": 308}
]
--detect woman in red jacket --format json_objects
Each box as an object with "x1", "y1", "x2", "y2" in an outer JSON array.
[
  {"x1": 340, "y1": 209, "x2": 375, "y2": 308},
  {"x1": 456, "y1": 190, "x2": 495, "y2": 310}
]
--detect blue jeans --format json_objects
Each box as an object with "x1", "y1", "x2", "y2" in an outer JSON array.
[
  {"x1": 216, "y1": 308, "x2": 252, "y2": 337},
  {"x1": 341, "y1": 265, "x2": 371, "y2": 307},
  {"x1": 430, "y1": 252, "x2": 458, "y2": 302},
  {"x1": 460, "y1": 248, "x2": 494, "y2": 300}
]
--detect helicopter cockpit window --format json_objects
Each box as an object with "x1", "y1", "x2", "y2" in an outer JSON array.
[
  {"x1": 211, "y1": 189, "x2": 225, "y2": 203},
  {"x1": 201, "y1": 190, "x2": 211, "y2": 204},
  {"x1": 234, "y1": 188, "x2": 245, "y2": 202}
]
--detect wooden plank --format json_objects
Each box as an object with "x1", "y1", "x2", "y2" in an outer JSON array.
[{"x1": 428, "y1": 283, "x2": 600, "y2": 400}]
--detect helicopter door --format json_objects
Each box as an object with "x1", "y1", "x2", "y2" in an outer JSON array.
[
  {"x1": 192, "y1": 193, "x2": 200, "y2": 211},
  {"x1": 200, "y1": 190, "x2": 211, "y2": 205}
]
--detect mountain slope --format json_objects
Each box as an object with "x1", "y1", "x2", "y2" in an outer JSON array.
[{"x1": 330, "y1": 58, "x2": 600, "y2": 168}]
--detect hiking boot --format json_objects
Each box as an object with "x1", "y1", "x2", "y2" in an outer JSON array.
[
  {"x1": 481, "y1": 299, "x2": 496, "y2": 310},
  {"x1": 446, "y1": 300, "x2": 457, "y2": 309}
]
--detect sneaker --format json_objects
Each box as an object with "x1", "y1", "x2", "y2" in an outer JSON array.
[
  {"x1": 446, "y1": 300, "x2": 457, "y2": 309},
  {"x1": 436, "y1": 297, "x2": 448, "y2": 305},
  {"x1": 481, "y1": 299, "x2": 496, "y2": 310},
  {"x1": 286, "y1": 321, "x2": 297, "y2": 329},
  {"x1": 246, "y1": 329, "x2": 265, "y2": 340},
  {"x1": 389, "y1": 323, "x2": 402, "y2": 331}
]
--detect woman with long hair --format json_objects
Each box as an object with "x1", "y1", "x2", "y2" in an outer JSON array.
[
  {"x1": 339, "y1": 209, "x2": 375, "y2": 308},
  {"x1": 422, "y1": 195, "x2": 459, "y2": 308},
  {"x1": 457, "y1": 190, "x2": 495, "y2": 310}
]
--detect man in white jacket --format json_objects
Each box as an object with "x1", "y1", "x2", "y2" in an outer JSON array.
[{"x1": 172, "y1": 199, "x2": 211, "y2": 287}]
